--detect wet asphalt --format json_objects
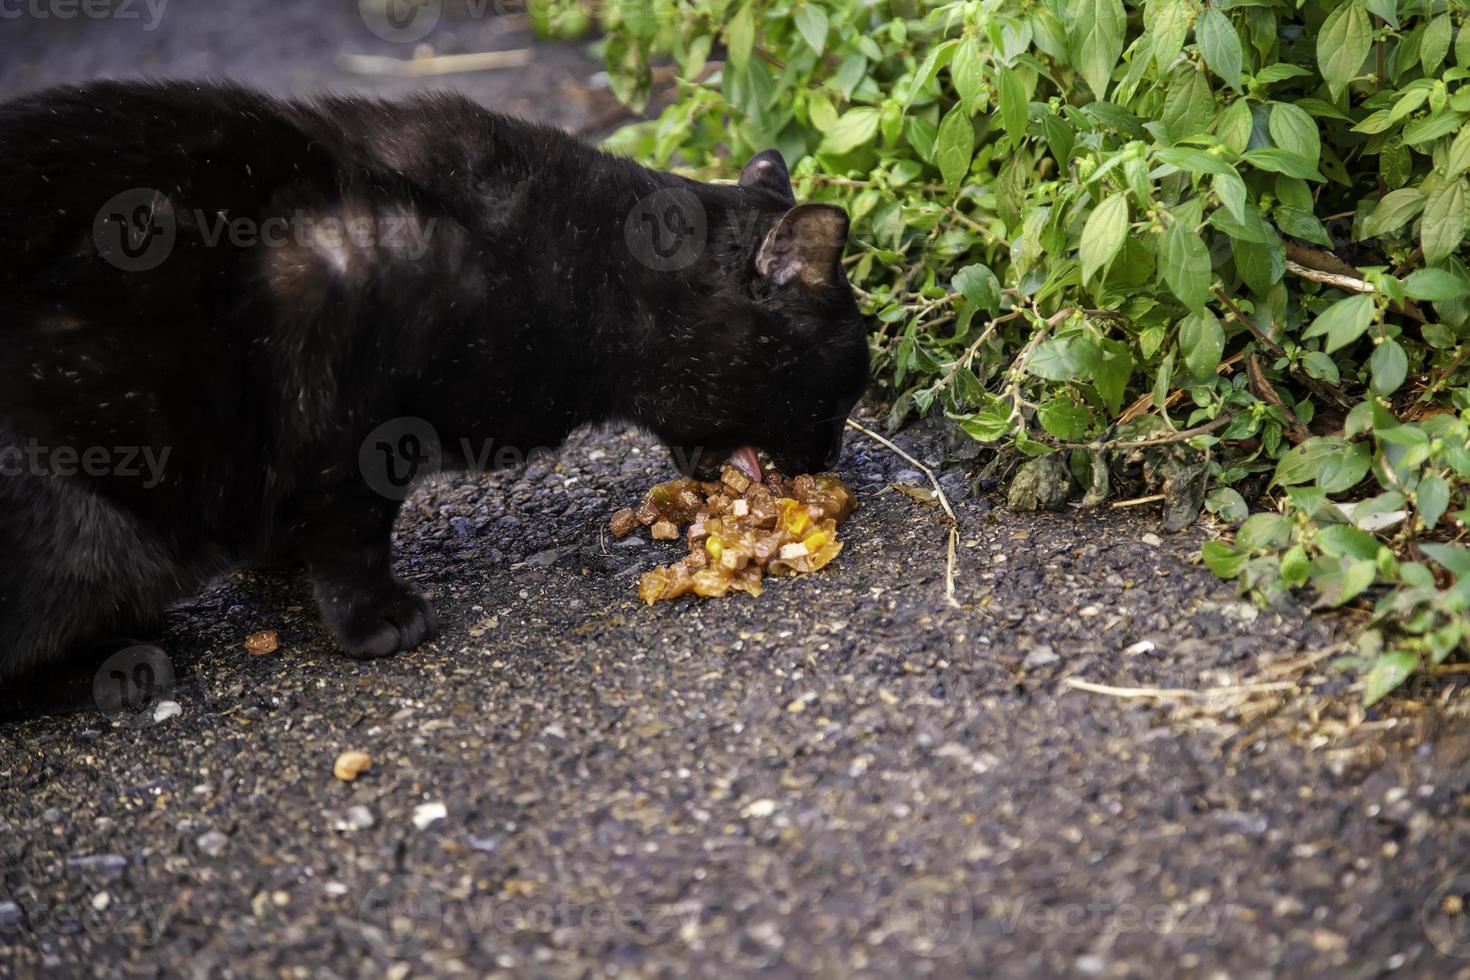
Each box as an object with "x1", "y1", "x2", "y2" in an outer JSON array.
[{"x1": 3, "y1": 4, "x2": 1470, "y2": 978}]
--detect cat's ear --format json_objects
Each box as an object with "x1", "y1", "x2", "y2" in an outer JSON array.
[
  {"x1": 738, "y1": 149, "x2": 795, "y2": 205},
  {"x1": 755, "y1": 204, "x2": 850, "y2": 289}
]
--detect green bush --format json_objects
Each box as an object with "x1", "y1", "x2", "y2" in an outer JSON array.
[{"x1": 541, "y1": 0, "x2": 1470, "y2": 704}]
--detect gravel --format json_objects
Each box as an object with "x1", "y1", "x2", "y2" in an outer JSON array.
[{"x1": 3, "y1": 420, "x2": 1469, "y2": 977}]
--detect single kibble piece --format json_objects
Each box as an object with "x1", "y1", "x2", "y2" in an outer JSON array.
[
  {"x1": 244, "y1": 630, "x2": 279, "y2": 655},
  {"x1": 333, "y1": 750, "x2": 372, "y2": 782},
  {"x1": 651, "y1": 519, "x2": 680, "y2": 541},
  {"x1": 609, "y1": 507, "x2": 639, "y2": 538}
]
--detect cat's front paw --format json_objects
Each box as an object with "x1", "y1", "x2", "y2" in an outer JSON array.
[{"x1": 323, "y1": 583, "x2": 438, "y2": 660}]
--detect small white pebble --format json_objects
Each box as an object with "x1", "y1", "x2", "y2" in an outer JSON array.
[
  {"x1": 412, "y1": 802, "x2": 447, "y2": 830},
  {"x1": 152, "y1": 700, "x2": 181, "y2": 723},
  {"x1": 742, "y1": 799, "x2": 777, "y2": 818}
]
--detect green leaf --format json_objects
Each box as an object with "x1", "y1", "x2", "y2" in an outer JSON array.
[
  {"x1": 951, "y1": 37, "x2": 987, "y2": 111},
  {"x1": 1318, "y1": 0, "x2": 1372, "y2": 101},
  {"x1": 1205, "y1": 487, "x2": 1249, "y2": 525},
  {"x1": 1196, "y1": 6, "x2": 1244, "y2": 92},
  {"x1": 1361, "y1": 188, "x2": 1426, "y2": 238},
  {"x1": 998, "y1": 67, "x2": 1029, "y2": 147},
  {"x1": 1070, "y1": 0, "x2": 1127, "y2": 100},
  {"x1": 1238, "y1": 513, "x2": 1290, "y2": 550},
  {"x1": 726, "y1": 2, "x2": 755, "y2": 70},
  {"x1": 1216, "y1": 99, "x2": 1253, "y2": 154},
  {"x1": 1333, "y1": 558, "x2": 1378, "y2": 606},
  {"x1": 1202, "y1": 540, "x2": 1248, "y2": 578},
  {"x1": 1162, "y1": 67, "x2": 1215, "y2": 141},
  {"x1": 1080, "y1": 193, "x2": 1129, "y2": 284},
  {"x1": 1093, "y1": 339, "x2": 1133, "y2": 416},
  {"x1": 935, "y1": 103, "x2": 975, "y2": 192},
  {"x1": 1027, "y1": 335, "x2": 1095, "y2": 381},
  {"x1": 1268, "y1": 103, "x2": 1320, "y2": 167},
  {"x1": 1180, "y1": 308, "x2": 1225, "y2": 380},
  {"x1": 819, "y1": 107, "x2": 881, "y2": 155},
  {"x1": 1363, "y1": 650, "x2": 1418, "y2": 705},
  {"x1": 953, "y1": 264, "x2": 1002, "y2": 314},
  {"x1": 1280, "y1": 545, "x2": 1310, "y2": 586},
  {"x1": 1161, "y1": 208, "x2": 1213, "y2": 310},
  {"x1": 1403, "y1": 268, "x2": 1470, "y2": 302},
  {"x1": 1318, "y1": 443, "x2": 1373, "y2": 494},
  {"x1": 1422, "y1": 179, "x2": 1468, "y2": 264},
  {"x1": 1403, "y1": 111, "x2": 1466, "y2": 147},
  {"x1": 1418, "y1": 474, "x2": 1451, "y2": 530},
  {"x1": 906, "y1": 39, "x2": 958, "y2": 106},
  {"x1": 1273, "y1": 437, "x2": 1365, "y2": 489},
  {"x1": 793, "y1": 5, "x2": 828, "y2": 54},
  {"x1": 1421, "y1": 543, "x2": 1470, "y2": 576},
  {"x1": 953, "y1": 405, "x2": 1013, "y2": 443},
  {"x1": 1213, "y1": 171, "x2": 1248, "y2": 224},
  {"x1": 1364, "y1": 0, "x2": 1397, "y2": 28},
  {"x1": 1302, "y1": 294, "x2": 1374, "y2": 353},
  {"x1": 1038, "y1": 397, "x2": 1093, "y2": 440},
  {"x1": 1242, "y1": 148, "x2": 1325, "y2": 181},
  {"x1": 1446, "y1": 126, "x2": 1470, "y2": 181},
  {"x1": 1148, "y1": 0, "x2": 1189, "y2": 71},
  {"x1": 1421, "y1": 14, "x2": 1452, "y2": 74},
  {"x1": 1369, "y1": 338, "x2": 1407, "y2": 394}
]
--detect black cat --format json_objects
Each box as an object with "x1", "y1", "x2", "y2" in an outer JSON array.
[{"x1": 0, "y1": 80, "x2": 869, "y2": 686}]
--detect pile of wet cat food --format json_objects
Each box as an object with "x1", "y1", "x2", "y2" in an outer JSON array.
[{"x1": 610, "y1": 464, "x2": 857, "y2": 604}]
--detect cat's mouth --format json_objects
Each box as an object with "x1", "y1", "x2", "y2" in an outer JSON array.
[
  {"x1": 680, "y1": 445, "x2": 767, "y2": 482},
  {"x1": 727, "y1": 446, "x2": 763, "y2": 483}
]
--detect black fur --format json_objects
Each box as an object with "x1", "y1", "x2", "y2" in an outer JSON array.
[{"x1": 0, "y1": 80, "x2": 869, "y2": 685}]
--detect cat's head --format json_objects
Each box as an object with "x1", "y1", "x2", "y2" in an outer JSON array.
[{"x1": 637, "y1": 150, "x2": 870, "y2": 480}]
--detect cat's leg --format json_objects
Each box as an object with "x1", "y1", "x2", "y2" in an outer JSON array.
[{"x1": 296, "y1": 489, "x2": 437, "y2": 660}]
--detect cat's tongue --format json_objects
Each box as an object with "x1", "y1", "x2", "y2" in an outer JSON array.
[{"x1": 728, "y1": 446, "x2": 763, "y2": 483}]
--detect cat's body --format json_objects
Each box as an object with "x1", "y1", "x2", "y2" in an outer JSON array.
[{"x1": 0, "y1": 80, "x2": 868, "y2": 686}]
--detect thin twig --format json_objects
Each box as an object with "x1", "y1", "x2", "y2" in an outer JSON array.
[
  {"x1": 1110, "y1": 494, "x2": 1166, "y2": 509},
  {"x1": 1051, "y1": 413, "x2": 1233, "y2": 451},
  {"x1": 937, "y1": 309, "x2": 1025, "y2": 389},
  {"x1": 844, "y1": 418, "x2": 960, "y2": 607},
  {"x1": 1286, "y1": 259, "x2": 1375, "y2": 294},
  {"x1": 1247, "y1": 353, "x2": 1312, "y2": 445},
  {"x1": 1213, "y1": 286, "x2": 1354, "y2": 408},
  {"x1": 1063, "y1": 677, "x2": 1300, "y2": 699},
  {"x1": 338, "y1": 49, "x2": 533, "y2": 77}
]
